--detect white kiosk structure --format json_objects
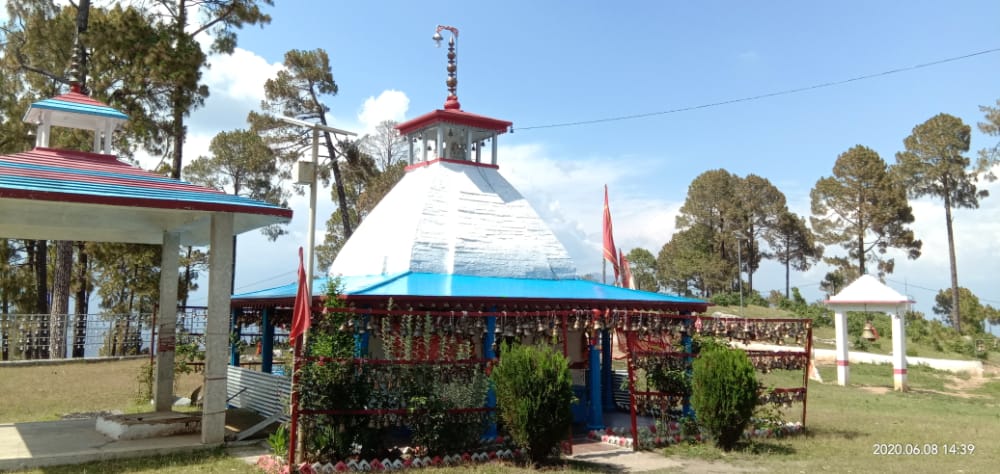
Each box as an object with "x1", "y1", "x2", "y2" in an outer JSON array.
[{"x1": 825, "y1": 275, "x2": 914, "y2": 391}]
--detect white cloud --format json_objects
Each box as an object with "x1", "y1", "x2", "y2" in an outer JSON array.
[
  {"x1": 202, "y1": 47, "x2": 285, "y2": 103},
  {"x1": 357, "y1": 90, "x2": 410, "y2": 134},
  {"x1": 499, "y1": 143, "x2": 683, "y2": 278}
]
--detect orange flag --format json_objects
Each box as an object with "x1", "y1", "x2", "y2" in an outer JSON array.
[
  {"x1": 289, "y1": 247, "x2": 312, "y2": 341},
  {"x1": 603, "y1": 185, "x2": 620, "y2": 284}
]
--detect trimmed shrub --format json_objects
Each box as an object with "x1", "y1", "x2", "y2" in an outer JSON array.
[
  {"x1": 491, "y1": 343, "x2": 574, "y2": 465},
  {"x1": 690, "y1": 345, "x2": 759, "y2": 451}
]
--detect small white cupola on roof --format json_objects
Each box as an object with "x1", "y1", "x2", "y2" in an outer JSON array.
[
  {"x1": 22, "y1": 43, "x2": 127, "y2": 155},
  {"x1": 396, "y1": 25, "x2": 513, "y2": 167}
]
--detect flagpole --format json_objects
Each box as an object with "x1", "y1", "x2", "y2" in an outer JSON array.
[{"x1": 602, "y1": 258, "x2": 606, "y2": 285}]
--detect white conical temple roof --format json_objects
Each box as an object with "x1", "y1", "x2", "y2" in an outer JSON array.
[{"x1": 329, "y1": 160, "x2": 577, "y2": 279}]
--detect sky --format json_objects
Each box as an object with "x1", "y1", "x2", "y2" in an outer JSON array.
[{"x1": 6, "y1": 1, "x2": 999, "y2": 328}]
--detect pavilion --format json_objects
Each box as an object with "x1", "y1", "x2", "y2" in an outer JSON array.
[
  {"x1": 0, "y1": 83, "x2": 291, "y2": 444},
  {"x1": 825, "y1": 274, "x2": 914, "y2": 390}
]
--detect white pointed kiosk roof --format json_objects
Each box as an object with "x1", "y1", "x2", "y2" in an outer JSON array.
[{"x1": 825, "y1": 274, "x2": 914, "y2": 312}]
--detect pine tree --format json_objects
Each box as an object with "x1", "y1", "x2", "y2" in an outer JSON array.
[
  {"x1": 810, "y1": 145, "x2": 921, "y2": 281},
  {"x1": 896, "y1": 113, "x2": 994, "y2": 333}
]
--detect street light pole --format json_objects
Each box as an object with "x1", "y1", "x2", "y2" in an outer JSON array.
[
  {"x1": 734, "y1": 232, "x2": 747, "y2": 318},
  {"x1": 276, "y1": 116, "x2": 357, "y2": 297},
  {"x1": 276, "y1": 116, "x2": 355, "y2": 465}
]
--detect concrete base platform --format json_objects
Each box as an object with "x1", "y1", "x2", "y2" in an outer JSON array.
[
  {"x1": 0, "y1": 418, "x2": 214, "y2": 472},
  {"x1": 96, "y1": 411, "x2": 201, "y2": 440}
]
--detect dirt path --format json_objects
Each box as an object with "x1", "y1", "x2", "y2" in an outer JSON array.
[
  {"x1": 857, "y1": 360, "x2": 997, "y2": 398},
  {"x1": 569, "y1": 449, "x2": 753, "y2": 473}
]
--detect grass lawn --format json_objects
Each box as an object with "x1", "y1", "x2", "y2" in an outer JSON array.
[
  {"x1": 3, "y1": 357, "x2": 997, "y2": 473},
  {"x1": 664, "y1": 361, "x2": 1000, "y2": 473},
  {"x1": 0, "y1": 358, "x2": 202, "y2": 423}
]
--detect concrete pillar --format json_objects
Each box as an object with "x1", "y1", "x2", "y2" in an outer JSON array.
[
  {"x1": 491, "y1": 134, "x2": 498, "y2": 165},
  {"x1": 422, "y1": 132, "x2": 428, "y2": 162},
  {"x1": 601, "y1": 328, "x2": 614, "y2": 410},
  {"x1": 408, "y1": 135, "x2": 414, "y2": 165},
  {"x1": 587, "y1": 336, "x2": 604, "y2": 430},
  {"x1": 154, "y1": 232, "x2": 180, "y2": 411},
  {"x1": 891, "y1": 312, "x2": 907, "y2": 391},
  {"x1": 834, "y1": 311, "x2": 849, "y2": 386},
  {"x1": 203, "y1": 212, "x2": 233, "y2": 444},
  {"x1": 436, "y1": 126, "x2": 444, "y2": 159},
  {"x1": 261, "y1": 307, "x2": 273, "y2": 373}
]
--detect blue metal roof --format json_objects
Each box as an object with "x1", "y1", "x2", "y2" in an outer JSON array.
[{"x1": 232, "y1": 272, "x2": 707, "y2": 307}]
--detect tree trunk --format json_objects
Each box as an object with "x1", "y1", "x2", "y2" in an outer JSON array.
[
  {"x1": 182, "y1": 246, "x2": 193, "y2": 307},
  {"x1": 49, "y1": 240, "x2": 73, "y2": 359},
  {"x1": 31, "y1": 240, "x2": 49, "y2": 359},
  {"x1": 746, "y1": 239, "x2": 754, "y2": 294},
  {"x1": 231, "y1": 235, "x2": 238, "y2": 294},
  {"x1": 943, "y1": 196, "x2": 961, "y2": 333},
  {"x1": 72, "y1": 242, "x2": 89, "y2": 358},
  {"x1": 857, "y1": 230, "x2": 865, "y2": 276},
  {"x1": 319, "y1": 113, "x2": 353, "y2": 239},
  {"x1": 784, "y1": 246, "x2": 791, "y2": 299},
  {"x1": 169, "y1": 1, "x2": 187, "y2": 180}
]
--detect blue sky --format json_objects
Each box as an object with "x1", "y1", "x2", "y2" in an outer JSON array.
[
  {"x1": 208, "y1": 1, "x2": 1000, "y2": 325},
  {"x1": 14, "y1": 1, "x2": 998, "y2": 325}
]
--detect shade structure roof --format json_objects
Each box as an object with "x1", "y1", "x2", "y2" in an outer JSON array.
[
  {"x1": 23, "y1": 91, "x2": 129, "y2": 128},
  {"x1": 329, "y1": 158, "x2": 577, "y2": 280},
  {"x1": 0, "y1": 146, "x2": 292, "y2": 245},
  {"x1": 232, "y1": 271, "x2": 709, "y2": 311},
  {"x1": 824, "y1": 274, "x2": 913, "y2": 312}
]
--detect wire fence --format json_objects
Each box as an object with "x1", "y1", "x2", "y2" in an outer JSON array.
[{"x1": 0, "y1": 308, "x2": 208, "y2": 361}]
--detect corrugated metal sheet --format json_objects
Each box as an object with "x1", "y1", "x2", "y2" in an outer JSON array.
[
  {"x1": 232, "y1": 272, "x2": 706, "y2": 307},
  {"x1": 0, "y1": 147, "x2": 291, "y2": 218},
  {"x1": 330, "y1": 159, "x2": 576, "y2": 279}
]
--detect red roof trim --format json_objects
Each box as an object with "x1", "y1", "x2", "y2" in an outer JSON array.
[
  {"x1": 0, "y1": 188, "x2": 293, "y2": 218},
  {"x1": 396, "y1": 109, "x2": 512, "y2": 135},
  {"x1": 405, "y1": 157, "x2": 499, "y2": 172}
]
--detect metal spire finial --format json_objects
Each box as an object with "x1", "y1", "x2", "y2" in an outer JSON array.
[
  {"x1": 434, "y1": 25, "x2": 460, "y2": 110},
  {"x1": 68, "y1": 34, "x2": 87, "y2": 94}
]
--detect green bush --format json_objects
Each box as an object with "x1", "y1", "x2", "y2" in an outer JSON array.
[
  {"x1": 408, "y1": 370, "x2": 490, "y2": 454},
  {"x1": 491, "y1": 343, "x2": 574, "y2": 465},
  {"x1": 690, "y1": 345, "x2": 759, "y2": 451},
  {"x1": 709, "y1": 290, "x2": 769, "y2": 308}
]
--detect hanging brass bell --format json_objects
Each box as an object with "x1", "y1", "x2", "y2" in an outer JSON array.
[{"x1": 861, "y1": 321, "x2": 877, "y2": 342}]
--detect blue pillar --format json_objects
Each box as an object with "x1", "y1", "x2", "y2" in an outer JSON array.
[
  {"x1": 484, "y1": 311, "x2": 498, "y2": 437},
  {"x1": 587, "y1": 337, "x2": 604, "y2": 430},
  {"x1": 682, "y1": 324, "x2": 695, "y2": 419},
  {"x1": 601, "y1": 328, "x2": 615, "y2": 411},
  {"x1": 261, "y1": 307, "x2": 274, "y2": 374},
  {"x1": 229, "y1": 308, "x2": 241, "y2": 367},
  {"x1": 354, "y1": 314, "x2": 371, "y2": 357}
]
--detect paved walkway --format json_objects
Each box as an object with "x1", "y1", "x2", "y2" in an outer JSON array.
[{"x1": 0, "y1": 418, "x2": 211, "y2": 471}]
